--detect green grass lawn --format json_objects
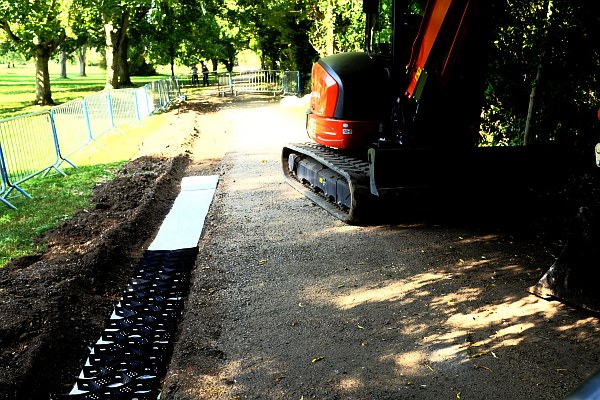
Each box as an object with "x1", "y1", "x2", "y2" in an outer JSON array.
[
  {"x1": 0, "y1": 62, "x2": 188, "y2": 268},
  {"x1": 0, "y1": 62, "x2": 187, "y2": 120},
  {"x1": 0, "y1": 162, "x2": 125, "y2": 266}
]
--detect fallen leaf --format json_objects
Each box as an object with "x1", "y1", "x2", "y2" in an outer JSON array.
[
  {"x1": 311, "y1": 356, "x2": 325, "y2": 363},
  {"x1": 259, "y1": 259, "x2": 268, "y2": 264},
  {"x1": 274, "y1": 375, "x2": 286, "y2": 382},
  {"x1": 457, "y1": 391, "x2": 462, "y2": 399},
  {"x1": 357, "y1": 324, "x2": 364, "y2": 329},
  {"x1": 361, "y1": 341, "x2": 368, "y2": 347}
]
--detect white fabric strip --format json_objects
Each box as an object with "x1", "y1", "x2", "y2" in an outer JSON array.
[{"x1": 147, "y1": 175, "x2": 219, "y2": 250}]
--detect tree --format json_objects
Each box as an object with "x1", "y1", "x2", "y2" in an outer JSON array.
[
  {"x1": 101, "y1": 2, "x2": 130, "y2": 89},
  {"x1": 523, "y1": 0, "x2": 553, "y2": 146},
  {"x1": 69, "y1": 4, "x2": 105, "y2": 78},
  {"x1": 212, "y1": 0, "x2": 246, "y2": 72},
  {"x1": 0, "y1": 0, "x2": 78, "y2": 105},
  {"x1": 482, "y1": 0, "x2": 600, "y2": 147},
  {"x1": 59, "y1": 49, "x2": 69, "y2": 78},
  {"x1": 90, "y1": 0, "x2": 151, "y2": 89},
  {"x1": 77, "y1": 47, "x2": 87, "y2": 76},
  {"x1": 307, "y1": 0, "x2": 364, "y2": 57},
  {"x1": 145, "y1": 0, "x2": 212, "y2": 75}
]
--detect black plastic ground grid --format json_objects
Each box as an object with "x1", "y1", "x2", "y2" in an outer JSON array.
[{"x1": 51, "y1": 247, "x2": 198, "y2": 400}]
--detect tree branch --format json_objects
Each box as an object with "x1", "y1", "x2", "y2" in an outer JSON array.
[
  {"x1": 45, "y1": 0, "x2": 58, "y2": 25},
  {"x1": 0, "y1": 20, "x2": 22, "y2": 44}
]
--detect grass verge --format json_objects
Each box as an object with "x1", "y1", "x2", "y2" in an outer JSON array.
[
  {"x1": 0, "y1": 64, "x2": 179, "y2": 120},
  {"x1": 0, "y1": 162, "x2": 124, "y2": 267}
]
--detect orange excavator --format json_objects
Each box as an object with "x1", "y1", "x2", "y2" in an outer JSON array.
[
  {"x1": 282, "y1": 0, "x2": 600, "y2": 315},
  {"x1": 283, "y1": 0, "x2": 496, "y2": 223}
]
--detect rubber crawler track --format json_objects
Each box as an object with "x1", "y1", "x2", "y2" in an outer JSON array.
[{"x1": 282, "y1": 142, "x2": 373, "y2": 224}]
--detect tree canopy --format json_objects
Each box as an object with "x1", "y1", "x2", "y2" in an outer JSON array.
[
  {"x1": 1, "y1": 0, "x2": 79, "y2": 104},
  {"x1": 481, "y1": 0, "x2": 600, "y2": 147}
]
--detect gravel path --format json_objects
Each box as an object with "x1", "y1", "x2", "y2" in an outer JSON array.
[{"x1": 162, "y1": 95, "x2": 600, "y2": 400}]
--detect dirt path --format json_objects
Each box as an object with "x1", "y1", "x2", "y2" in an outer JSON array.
[
  {"x1": 1, "y1": 94, "x2": 598, "y2": 399},
  {"x1": 163, "y1": 96, "x2": 600, "y2": 399}
]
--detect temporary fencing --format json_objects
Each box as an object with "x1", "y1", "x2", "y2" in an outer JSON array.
[
  {"x1": 178, "y1": 70, "x2": 300, "y2": 97},
  {"x1": 215, "y1": 70, "x2": 300, "y2": 97},
  {"x1": 0, "y1": 76, "x2": 184, "y2": 209}
]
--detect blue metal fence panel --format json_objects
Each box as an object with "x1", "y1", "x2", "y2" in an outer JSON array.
[
  {"x1": 51, "y1": 98, "x2": 91, "y2": 164},
  {"x1": 164, "y1": 77, "x2": 181, "y2": 106},
  {"x1": 282, "y1": 71, "x2": 301, "y2": 96},
  {"x1": 0, "y1": 111, "x2": 61, "y2": 198},
  {"x1": 84, "y1": 91, "x2": 114, "y2": 140},
  {"x1": 0, "y1": 144, "x2": 15, "y2": 209},
  {"x1": 110, "y1": 88, "x2": 138, "y2": 127},
  {"x1": 216, "y1": 73, "x2": 233, "y2": 96},
  {"x1": 144, "y1": 81, "x2": 164, "y2": 111},
  {"x1": 135, "y1": 87, "x2": 152, "y2": 119}
]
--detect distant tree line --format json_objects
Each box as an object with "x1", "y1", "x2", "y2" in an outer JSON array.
[
  {"x1": 0, "y1": 0, "x2": 360, "y2": 106},
  {"x1": 0, "y1": 0, "x2": 598, "y2": 147}
]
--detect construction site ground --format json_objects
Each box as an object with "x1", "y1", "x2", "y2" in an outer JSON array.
[{"x1": 1, "y1": 93, "x2": 599, "y2": 400}]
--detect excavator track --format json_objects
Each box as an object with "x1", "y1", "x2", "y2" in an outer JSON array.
[{"x1": 281, "y1": 142, "x2": 374, "y2": 224}]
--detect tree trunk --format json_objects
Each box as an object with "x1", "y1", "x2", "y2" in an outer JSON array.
[
  {"x1": 35, "y1": 48, "x2": 54, "y2": 105},
  {"x1": 118, "y1": 34, "x2": 133, "y2": 86},
  {"x1": 60, "y1": 50, "x2": 67, "y2": 78},
  {"x1": 211, "y1": 59, "x2": 218, "y2": 72},
  {"x1": 78, "y1": 47, "x2": 87, "y2": 77},
  {"x1": 104, "y1": 24, "x2": 120, "y2": 89},
  {"x1": 523, "y1": 0, "x2": 552, "y2": 146},
  {"x1": 524, "y1": 66, "x2": 542, "y2": 146},
  {"x1": 325, "y1": 0, "x2": 335, "y2": 56},
  {"x1": 169, "y1": 45, "x2": 175, "y2": 76},
  {"x1": 103, "y1": 10, "x2": 130, "y2": 90}
]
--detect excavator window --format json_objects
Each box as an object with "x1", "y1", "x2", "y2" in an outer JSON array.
[
  {"x1": 369, "y1": 0, "x2": 393, "y2": 57},
  {"x1": 368, "y1": 0, "x2": 426, "y2": 58}
]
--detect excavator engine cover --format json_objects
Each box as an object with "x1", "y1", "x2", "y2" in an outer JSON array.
[{"x1": 307, "y1": 52, "x2": 390, "y2": 150}]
